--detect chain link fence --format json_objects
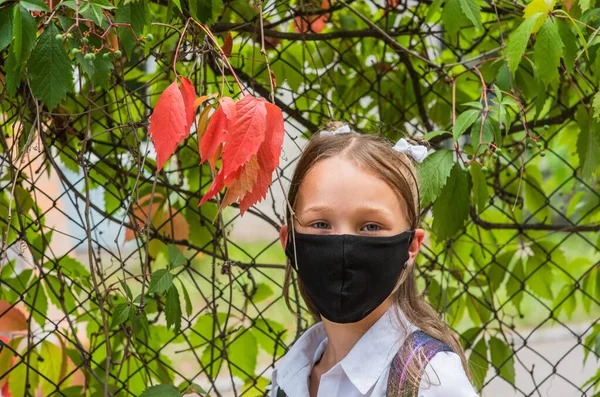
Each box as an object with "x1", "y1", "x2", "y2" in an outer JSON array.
[{"x1": 1, "y1": 0, "x2": 599, "y2": 396}]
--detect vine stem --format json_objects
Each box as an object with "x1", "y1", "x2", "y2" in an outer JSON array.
[
  {"x1": 173, "y1": 18, "x2": 191, "y2": 77},
  {"x1": 258, "y1": 0, "x2": 275, "y2": 103},
  {"x1": 79, "y1": 87, "x2": 113, "y2": 397},
  {"x1": 190, "y1": 19, "x2": 246, "y2": 95}
]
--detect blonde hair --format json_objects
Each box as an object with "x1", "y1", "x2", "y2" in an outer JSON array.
[{"x1": 282, "y1": 121, "x2": 472, "y2": 390}]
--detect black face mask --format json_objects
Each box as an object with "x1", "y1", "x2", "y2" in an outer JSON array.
[{"x1": 284, "y1": 229, "x2": 415, "y2": 324}]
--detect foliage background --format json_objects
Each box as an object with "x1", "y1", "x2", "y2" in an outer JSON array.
[{"x1": 0, "y1": 0, "x2": 600, "y2": 396}]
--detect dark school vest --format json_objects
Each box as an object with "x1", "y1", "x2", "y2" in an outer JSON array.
[{"x1": 275, "y1": 330, "x2": 453, "y2": 397}]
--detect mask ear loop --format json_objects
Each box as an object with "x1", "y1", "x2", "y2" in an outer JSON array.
[{"x1": 287, "y1": 212, "x2": 307, "y2": 271}]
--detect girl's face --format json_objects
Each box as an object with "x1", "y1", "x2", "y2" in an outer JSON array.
[{"x1": 280, "y1": 156, "x2": 424, "y2": 264}]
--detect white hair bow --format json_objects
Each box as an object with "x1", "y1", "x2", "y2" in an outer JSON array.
[
  {"x1": 318, "y1": 124, "x2": 351, "y2": 136},
  {"x1": 392, "y1": 138, "x2": 429, "y2": 163}
]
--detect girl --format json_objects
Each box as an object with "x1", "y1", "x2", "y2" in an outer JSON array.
[{"x1": 269, "y1": 122, "x2": 478, "y2": 397}]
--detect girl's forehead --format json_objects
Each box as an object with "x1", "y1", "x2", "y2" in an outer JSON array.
[{"x1": 295, "y1": 156, "x2": 406, "y2": 215}]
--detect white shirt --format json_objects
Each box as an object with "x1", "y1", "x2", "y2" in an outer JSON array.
[{"x1": 268, "y1": 306, "x2": 478, "y2": 397}]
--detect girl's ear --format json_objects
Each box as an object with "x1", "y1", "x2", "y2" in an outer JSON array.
[
  {"x1": 408, "y1": 228, "x2": 425, "y2": 265},
  {"x1": 279, "y1": 224, "x2": 289, "y2": 250}
]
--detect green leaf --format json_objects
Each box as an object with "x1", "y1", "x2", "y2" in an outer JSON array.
[
  {"x1": 507, "y1": 13, "x2": 544, "y2": 74},
  {"x1": 38, "y1": 341, "x2": 63, "y2": 395},
  {"x1": 489, "y1": 337, "x2": 515, "y2": 385},
  {"x1": 593, "y1": 92, "x2": 600, "y2": 121},
  {"x1": 9, "y1": 353, "x2": 39, "y2": 397},
  {"x1": 4, "y1": 50, "x2": 22, "y2": 97},
  {"x1": 57, "y1": 256, "x2": 90, "y2": 279},
  {"x1": 523, "y1": 0, "x2": 550, "y2": 32},
  {"x1": 139, "y1": 384, "x2": 181, "y2": 397},
  {"x1": 557, "y1": 19, "x2": 577, "y2": 74},
  {"x1": 534, "y1": 18, "x2": 563, "y2": 87},
  {"x1": 468, "y1": 337, "x2": 488, "y2": 390},
  {"x1": 432, "y1": 163, "x2": 470, "y2": 241},
  {"x1": 229, "y1": 329, "x2": 258, "y2": 381},
  {"x1": 15, "y1": 185, "x2": 33, "y2": 213},
  {"x1": 179, "y1": 383, "x2": 206, "y2": 395},
  {"x1": 580, "y1": 0, "x2": 592, "y2": 12},
  {"x1": 555, "y1": 284, "x2": 577, "y2": 319},
  {"x1": 148, "y1": 269, "x2": 173, "y2": 294},
  {"x1": 92, "y1": 0, "x2": 115, "y2": 9},
  {"x1": 46, "y1": 275, "x2": 77, "y2": 313},
  {"x1": 577, "y1": 107, "x2": 600, "y2": 180},
  {"x1": 251, "y1": 282, "x2": 273, "y2": 303},
  {"x1": 178, "y1": 280, "x2": 193, "y2": 317},
  {"x1": 418, "y1": 149, "x2": 454, "y2": 207},
  {"x1": 189, "y1": 0, "x2": 224, "y2": 25},
  {"x1": 422, "y1": 130, "x2": 451, "y2": 141},
  {"x1": 251, "y1": 318, "x2": 286, "y2": 356},
  {"x1": 0, "y1": 7, "x2": 12, "y2": 51},
  {"x1": 201, "y1": 337, "x2": 225, "y2": 377},
  {"x1": 78, "y1": 52, "x2": 114, "y2": 89},
  {"x1": 489, "y1": 250, "x2": 515, "y2": 292},
  {"x1": 20, "y1": 0, "x2": 50, "y2": 12},
  {"x1": 441, "y1": 0, "x2": 469, "y2": 38},
  {"x1": 458, "y1": 0, "x2": 482, "y2": 30},
  {"x1": 427, "y1": 0, "x2": 444, "y2": 21},
  {"x1": 24, "y1": 280, "x2": 48, "y2": 327},
  {"x1": 111, "y1": 303, "x2": 130, "y2": 327},
  {"x1": 461, "y1": 101, "x2": 484, "y2": 109},
  {"x1": 189, "y1": 312, "x2": 228, "y2": 347},
  {"x1": 526, "y1": 251, "x2": 554, "y2": 300},
  {"x1": 115, "y1": 0, "x2": 146, "y2": 58},
  {"x1": 27, "y1": 23, "x2": 73, "y2": 110},
  {"x1": 166, "y1": 285, "x2": 182, "y2": 333},
  {"x1": 470, "y1": 116, "x2": 498, "y2": 149},
  {"x1": 172, "y1": 0, "x2": 182, "y2": 12},
  {"x1": 523, "y1": 165, "x2": 550, "y2": 223},
  {"x1": 10, "y1": 5, "x2": 37, "y2": 67},
  {"x1": 453, "y1": 109, "x2": 480, "y2": 142},
  {"x1": 168, "y1": 244, "x2": 186, "y2": 269},
  {"x1": 470, "y1": 163, "x2": 489, "y2": 213},
  {"x1": 81, "y1": 3, "x2": 107, "y2": 27}
]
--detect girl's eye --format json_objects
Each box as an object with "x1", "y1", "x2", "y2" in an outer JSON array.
[
  {"x1": 362, "y1": 223, "x2": 382, "y2": 232},
  {"x1": 311, "y1": 221, "x2": 330, "y2": 230}
]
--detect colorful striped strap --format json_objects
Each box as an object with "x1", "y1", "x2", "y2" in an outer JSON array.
[{"x1": 386, "y1": 330, "x2": 454, "y2": 397}]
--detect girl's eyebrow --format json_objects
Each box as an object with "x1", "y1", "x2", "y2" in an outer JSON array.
[
  {"x1": 301, "y1": 204, "x2": 394, "y2": 218},
  {"x1": 301, "y1": 204, "x2": 335, "y2": 214}
]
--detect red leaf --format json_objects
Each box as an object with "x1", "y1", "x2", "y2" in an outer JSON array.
[
  {"x1": 263, "y1": 102, "x2": 285, "y2": 170},
  {"x1": 208, "y1": 142, "x2": 223, "y2": 171},
  {"x1": 223, "y1": 33, "x2": 233, "y2": 57},
  {"x1": 293, "y1": 0, "x2": 330, "y2": 34},
  {"x1": 199, "y1": 164, "x2": 244, "y2": 206},
  {"x1": 199, "y1": 168, "x2": 225, "y2": 206},
  {"x1": 220, "y1": 96, "x2": 236, "y2": 119},
  {"x1": 199, "y1": 97, "x2": 235, "y2": 171},
  {"x1": 2, "y1": 381, "x2": 10, "y2": 397},
  {"x1": 561, "y1": 0, "x2": 573, "y2": 11},
  {"x1": 222, "y1": 95, "x2": 267, "y2": 178},
  {"x1": 238, "y1": 146, "x2": 273, "y2": 215},
  {"x1": 220, "y1": 155, "x2": 260, "y2": 211},
  {"x1": 148, "y1": 81, "x2": 187, "y2": 171},
  {"x1": 293, "y1": 15, "x2": 327, "y2": 34},
  {"x1": 179, "y1": 77, "x2": 197, "y2": 133},
  {"x1": 0, "y1": 301, "x2": 27, "y2": 332}
]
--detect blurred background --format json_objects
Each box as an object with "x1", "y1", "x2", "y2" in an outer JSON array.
[{"x1": 1, "y1": 0, "x2": 599, "y2": 396}]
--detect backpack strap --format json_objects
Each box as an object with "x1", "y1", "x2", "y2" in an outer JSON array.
[{"x1": 386, "y1": 330, "x2": 454, "y2": 397}]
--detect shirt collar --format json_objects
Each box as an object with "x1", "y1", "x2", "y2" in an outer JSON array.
[
  {"x1": 340, "y1": 306, "x2": 416, "y2": 394},
  {"x1": 272, "y1": 306, "x2": 416, "y2": 395},
  {"x1": 273, "y1": 320, "x2": 327, "y2": 393}
]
